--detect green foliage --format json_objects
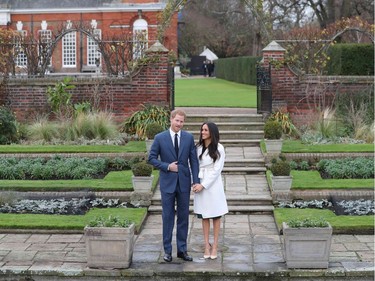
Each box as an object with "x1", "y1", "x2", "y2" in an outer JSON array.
[
  {"x1": 326, "y1": 44, "x2": 374, "y2": 75},
  {"x1": 215, "y1": 56, "x2": 261, "y2": 85},
  {"x1": 74, "y1": 101, "x2": 91, "y2": 116},
  {"x1": 269, "y1": 110, "x2": 299, "y2": 137},
  {"x1": 316, "y1": 157, "x2": 374, "y2": 179},
  {"x1": 122, "y1": 104, "x2": 170, "y2": 140},
  {"x1": 289, "y1": 160, "x2": 310, "y2": 171},
  {"x1": 87, "y1": 215, "x2": 132, "y2": 228},
  {"x1": 46, "y1": 77, "x2": 76, "y2": 118},
  {"x1": 0, "y1": 106, "x2": 17, "y2": 144},
  {"x1": 145, "y1": 122, "x2": 165, "y2": 139},
  {"x1": 0, "y1": 156, "x2": 116, "y2": 180},
  {"x1": 270, "y1": 157, "x2": 291, "y2": 176},
  {"x1": 264, "y1": 119, "x2": 282, "y2": 139},
  {"x1": 27, "y1": 112, "x2": 119, "y2": 142},
  {"x1": 131, "y1": 161, "x2": 153, "y2": 177},
  {"x1": 334, "y1": 90, "x2": 374, "y2": 139},
  {"x1": 286, "y1": 217, "x2": 329, "y2": 228},
  {"x1": 27, "y1": 117, "x2": 60, "y2": 142},
  {"x1": 69, "y1": 112, "x2": 118, "y2": 140}
]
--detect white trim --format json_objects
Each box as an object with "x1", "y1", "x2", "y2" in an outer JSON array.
[
  {"x1": 110, "y1": 25, "x2": 130, "y2": 28},
  {"x1": 5, "y1": 5, "x2": 165, "y2": 14}
]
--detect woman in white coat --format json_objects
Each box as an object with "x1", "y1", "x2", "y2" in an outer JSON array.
[{"x1": 192, "y1": 122, "x2": 228, "y2": 259}]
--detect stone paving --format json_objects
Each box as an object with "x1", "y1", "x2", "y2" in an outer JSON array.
[
  {"x1": 0, "y1": 147, "x2": 373, "y2": 280},
  {"x1": 0, "y1": 107, "x2": 373, "y2": 280}
]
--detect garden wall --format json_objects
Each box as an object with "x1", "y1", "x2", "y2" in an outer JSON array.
[
  {"x1": 0, "y1": 43, "x2": 171, "y2": 123},
  {"x1": 260, "y1": 41, "x2": 374, "y2": 125}
]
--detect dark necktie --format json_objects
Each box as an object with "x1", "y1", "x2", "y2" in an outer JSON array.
[{"x1": 174, "y1": 133, "x2": 179, "y2": 157}]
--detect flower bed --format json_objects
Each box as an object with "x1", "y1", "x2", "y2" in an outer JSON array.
[
  {"x1": 0, "y1": 197, "x2": 137, "y2": 215},
  {"x1": 277, "y1": 198, "x2": 374, "y2": 216}
]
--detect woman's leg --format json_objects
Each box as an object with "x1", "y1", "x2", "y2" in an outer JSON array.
[
  {"x1": 211, "y1": 217, "x2": 221, "y2": 258},
  {"x1": 202, "y1": 218, "x2": 211, "y2": 257}
]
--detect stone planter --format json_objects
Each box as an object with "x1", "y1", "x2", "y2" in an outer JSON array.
[
  {"x1": 264, "y1": 139, "x2": 282, "y2": 154},
  {"x1": 132, "y1": 175, "x2": 154, "y2": 192},
  {"x1": 85, "y1": 223, "x2": 135, "y2": 269},
  {"x1": 282, "y1": 222, "x2": 332, "y2": 269},
  {"x1": 271, "y1": 175, "x2": 292, "y2": 193},
  {"x1": 145, "y1": 139, "x2": 153, "y2": 155}
]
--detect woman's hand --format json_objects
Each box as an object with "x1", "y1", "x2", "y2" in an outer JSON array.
[{"x1": 192, "y1": 183, "x2": 204, "y2": 193}]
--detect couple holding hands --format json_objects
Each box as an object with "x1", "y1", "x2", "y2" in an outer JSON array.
[{"x1": 148, "y1": 109, "x2": 228, "y2": 263}]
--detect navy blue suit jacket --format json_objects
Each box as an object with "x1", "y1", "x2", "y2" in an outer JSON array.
[{"x1": 148, "y1": 129, "x2": 200, "y2": 193}]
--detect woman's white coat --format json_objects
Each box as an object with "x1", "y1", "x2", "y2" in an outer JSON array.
[{"x1": 193, "y1": 143, "x2": 228, "y2": 218}]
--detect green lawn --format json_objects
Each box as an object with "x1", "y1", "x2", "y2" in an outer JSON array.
[
  {"x1": 175, "y1": 78, "x2": 257, "y2": 107},
  {"x1": 0, "y1": 208, "x2": 147, "y2": 233},
  {"x1": 0, "y1": 141, "x2": 145, "y2": 153},
  {"x1": 261, "y1": 140, "x2": 374, "y2": 153},
  {"x1": 266, "y1": 170, "x2": 374, "y2": 190},
  {"x1": 0, "y1": 170, "x2": 159, "y2": 192},
  {"x1": 281, "y1": 140, "x2": 374, "y2": 153},
  {"x1": 274, "y1": 208, "x2": 374, "y2": 234}
]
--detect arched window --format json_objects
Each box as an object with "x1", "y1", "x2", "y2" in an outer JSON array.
[{"x1": 133, "y1": 19, "x2": 148, "y2": 59}]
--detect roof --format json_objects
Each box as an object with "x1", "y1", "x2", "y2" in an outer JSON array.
[
  {"x1": 0, "y1": 0, "x2": 166, "y2": 12},
  {"x1": 199, "y1": 47, "x2": 218, "y2": 61}
]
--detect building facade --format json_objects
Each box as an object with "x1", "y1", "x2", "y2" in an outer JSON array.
[{"x1": 0, "y1": 0, "x2": 177, "y2": 74}]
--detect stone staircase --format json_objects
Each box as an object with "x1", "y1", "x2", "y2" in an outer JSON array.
[
  {"x1": 183, "y1": 113, "x2": 264, "y2": 147},
  {"x1": 148, "y1": 110, "x2": 274, "y2": 215}
]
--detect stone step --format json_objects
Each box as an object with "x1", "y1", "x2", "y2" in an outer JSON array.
[
  {"x1": 218, "y1": 139, "x2": 261, "y2": 147},
  {"x1": 148, "y1": 205, "x2": 274, "y2": 215},
  {"x1": 222, "y1": 167, "x2": 266, "y2": 174},
  {"x1": 151, "y1": 194, "x2": 272, "y2": 206},
  {"x1": 186, "y1": 114, "x2": 264, "y2": 123},
  {"x1": 224, "y1": 159, "x2": 265, "y2": 168},
  {"x1": 184, "y1": 122, "x2": 264, "y2": 131},
  {"x1": 191, "y1": 130, "x2": 264, "y2": 140}
]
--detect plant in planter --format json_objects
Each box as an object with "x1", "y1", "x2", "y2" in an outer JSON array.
[
  {"x1": 270, "y1": 156, "x2": 292, "y2": 194},
  {"x1": 264, "y1": 119, "x2": 283, "y2": 154},
  {"x1": 84, "y1": 215, "x2": 135, "y2": 269},
  {"x1": 282, "y1": 217, "x2": 332, "y2": 269},
  {"x1": 131, "y1": 161, "x2": 154, "y2": 192},
  {"x1": 145, "y1": 122, "x2": 165, "y2": 154}
]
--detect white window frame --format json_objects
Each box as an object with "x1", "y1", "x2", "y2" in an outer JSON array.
[
  {"x1": 133, "y1": 19, "x2": 148, "y2": 59},
  {"x1": 38, "y1": 29, "x2": 52, "y2": 66},
  {"x1": 62, "y1": 31, "x2": 76, "y2": 67},
  {"x1": 15, "y1": 30, "x2": 27, "y2": 67},
  {"x1": 87, "y1": 29, "x2": 101, "y2": 66}
]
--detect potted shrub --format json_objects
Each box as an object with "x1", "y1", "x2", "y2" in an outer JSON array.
[
  {"x1": 145, "y1": 122, "x2": 165, "y2": 154},
  {"x1": 282, "y1": 217, "x2": 332, "y2": 269},
  {"x1": 84, "y1": 215, "x2": 135, "y2": 269},
  {"x1": 270, "y1": 157, "x2": 292, "y2": 193},
  {"x1": 264, "y1": 119, "x2": 283, "y2": 154},
  {"x1": 131, "y1": 161, "x2": 154, "y2": 192}
]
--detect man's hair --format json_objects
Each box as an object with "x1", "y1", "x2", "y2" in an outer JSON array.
[{"x1": 171, "y1": 109, "x2": 186, "y2": 119}]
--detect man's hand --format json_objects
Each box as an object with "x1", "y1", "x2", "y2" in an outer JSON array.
[{"x1": 168, "y1": 161, "x2": 178, "y2": 172}]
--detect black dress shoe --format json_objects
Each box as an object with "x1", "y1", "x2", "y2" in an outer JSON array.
[
  {"x1": 163, "y1": 253, "x2": 172, "y2": 262},
  {"x1": 177, "y1": 251, "x2": 193, "y2": 261}
]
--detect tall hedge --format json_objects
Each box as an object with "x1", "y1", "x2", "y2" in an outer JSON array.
[
  {"x1": 326, "y1": 43, "x2": 374, "y2": 75},
  {"x1": 215, "y1": 56, "x2": 261, "y2": 85}
]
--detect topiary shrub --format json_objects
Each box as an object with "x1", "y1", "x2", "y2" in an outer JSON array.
[
  {"x1": 131, "y1": 161, "x2": 153, "y2": 177},
  {"x1": 270, "y1": 157, "x2": 291, "y2": 176},
  {"x1": 0, "y1": 106, "x2": 18, "y2": 144},
  {"x1": 145, "y1": 122, "x2": 165, "y2": 140},
  {"x1": 264, "y1": 119, "x2": 282, "y2": 139}
]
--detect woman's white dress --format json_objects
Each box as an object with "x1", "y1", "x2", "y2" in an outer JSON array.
[{"x1": 193, "y1": 143, "x2": 228, "y2": 219}]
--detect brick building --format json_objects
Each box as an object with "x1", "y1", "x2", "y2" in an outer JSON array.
[{"x1": 0, "y1": 0, "x2": 177, "y2": 74}]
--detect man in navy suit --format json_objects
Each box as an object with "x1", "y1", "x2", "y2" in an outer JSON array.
[{"x1": 148, "y1": 109, "x2": 199, "y2": 262}]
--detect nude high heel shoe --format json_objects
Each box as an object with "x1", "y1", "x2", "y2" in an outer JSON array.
[
  {"x1": 210, "y1": 245, "x2": 218, "y2": 260},
  {"x1": 203, "y1": 243, "x2": 211, "y2": 259}
]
